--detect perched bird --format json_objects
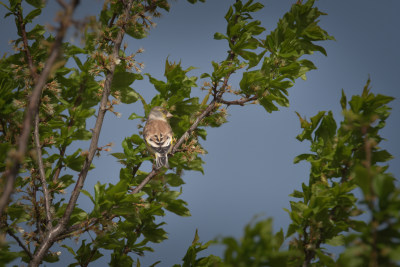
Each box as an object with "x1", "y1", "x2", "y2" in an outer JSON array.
[{"x1": 143, "y1": 106, "x2": 173, "y2": 169}]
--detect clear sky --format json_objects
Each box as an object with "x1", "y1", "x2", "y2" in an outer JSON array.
[{"x1": 1, "y1": 0, "x2": 400, "y2": 266}]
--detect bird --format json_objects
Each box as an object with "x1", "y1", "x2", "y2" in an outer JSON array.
[{"x1": 143, "y1": 106, "x2": 173, "y2": 169}]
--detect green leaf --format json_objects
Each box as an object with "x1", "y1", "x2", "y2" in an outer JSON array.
[
  {"x1": 126, "y1": 23, "x2": 147, "y2": 39},
  {"x1": 200, "y1": 73, "x2": 211, "y2": 79},
  {"x1": 353, "y1": 165, "x2": 370, "y2": 196},
  {"x1": 7, "y1": 204, "x2": 30, "y2": 222},
  {"x1": 142, "y1": 225, "x2": 167, "y2": 243},
  {"x1": 224, "y1": 6, "x2": 233, "y2": 21},
  {"x1": 315, "y1": 249, "x2": 335, "y2": 266},
  {"x1": 245, "y1": 2, "x2": 264, "y2": 12},
  {"x1": 24, "y1": 8, "x2": 41, "y2": 23},
  {"x1": 325, "y1": 235, "x2": 345, "y2": 246},
  {"x1": 122, "y1": 88, "x2": 140, "y2": 104},
  {"x1": 43, "y1": 252, "x2": 60, "y2": 263},
  {"x1": 61, "y1": 244, "x2": 77, "y2": 257},
  {"x1": 128, "y1": 113, "x2": 144, "y2": 120},
  {"x1": 111, "y1": 70, "x2": 142, "y2": 104},
  {"x1": 111, "y1": 152, "x2": 126, "y2": 160},
  {"x1": 26, "y1": 24, "x2": 45, "y2": 39},
  {"x1": 214, "y1": 32, "x2": 228, "y2": 40},
  {"x1": 259, "y1": 96, "x2": 278, "y2": 113},
  {"x1": 340, "y1": 89, "x2": 347, "y2": 110},
  {"x1": 289, "y1": 190, "x2": 304, "y2": 198},
  {"x1": 81, "y1": 190, "x2": 95, "y2": 204},
  {"x1": 293, "y1": 153, "x2": 315, "y2": 164},
  {"x1": 65, "y1": 150, "x2": 87, "y2": 172},
  {"x1": 372, "y1": 149, "x2": 393, "y2": 163},
  {"x1": 372, "y1": 173, "x2": 395, "y2": 200},
  {"x1": 166, "y1": 173, "x2": 185, "y2": 187},
  {"x1": 26, "y1": 0, "x2": 45, "y2": 8},
  {"x1": 286, "y1": 223, "x2": 297, "y2": 237},
  {"x1": 314, "y1": 111, "x2": 337, "y2": 142}
]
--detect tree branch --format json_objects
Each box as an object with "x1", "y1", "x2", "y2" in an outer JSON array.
[
  {"x1": 0, "y1": 0, "x2": 80, "y2": 218},
  {"x1": 130, "y1": 169, "x2": 158, "y2": 194},
  {"x1": 7, "y1": 228, "x2": 33, "y2": 260},
  {"x1": 31, "y1": 184, "x2": 43, "y2": 238},
  {"x1": 60, "y1": 3, "x2": 129, "y2": 233},
  {"x1": 28, "y1": 1, "x2": 135, "y2": 265},
  {"x1": 16, "y1": 6, "x2": 38, "y2": 80},
  {"x1": 54, "y1": 213, "x2": 117, "y2": 242},
  {"x1": 218, "y1": 95, "x2": 258, "y2": 106},
  {"x1": 172, "y1": 100, "x2": 217, "y2": 154},
  {"x1": 34, "y1": 113, "x2": 52, "y2": 227}
]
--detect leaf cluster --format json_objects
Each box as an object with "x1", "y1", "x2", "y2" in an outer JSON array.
[
  {"x1": 181, "y1": 81, "x2": 398, "y2": 267},
  {"x1": 206, "y1": 0, "x2": 333, "y2": 113},
  {"x1": 7, "y1": 1, "x2": 395, "y2": 267}
]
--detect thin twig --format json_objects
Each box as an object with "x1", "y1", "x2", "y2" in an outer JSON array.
[
  {"x1": 16, "y1": 4, "x2": 38, "y2": 80},
  {"x1": 7, "y1": 229, "x2": 33, "y2": 260},
  {"x1": 130, "y1": 169, "x2": 158, "y2": 194},
  {"x1": 219, "y1": 95, "x2": 258, "y2": 106},
  {"x1": 132, "y1": 162, "x2": 142, "y2": 178},
  {"x1": 108, "y1": 12, "x2": 117, "y2": 28},
  {"x1": 31, "y1": 184, "x2": 43, "y2": 238},
  {"x1": 56, "y1": 0, "x2": 68, "y2": 10},
  {"x1": 34, "y1": 113, "x2": 52, "y2": 227},
  {"x1": 172, "y1": 100, "x2": 217, "y2": 154},
  {"x1": 54, "y1": 213, "x2": 117, "y2": 242}
]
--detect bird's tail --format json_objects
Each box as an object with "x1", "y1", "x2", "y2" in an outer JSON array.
[{"x1": 155, "y1": 153, "x2": 169, "y2": 169}]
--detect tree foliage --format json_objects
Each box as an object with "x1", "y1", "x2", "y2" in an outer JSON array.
[{"x1": 0, "y1": 0, "x2": 398, "y2": 266}]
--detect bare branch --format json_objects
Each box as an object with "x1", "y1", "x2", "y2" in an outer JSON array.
[
  {"x1": 34, "y1": 113, "x2": 52, "y2": 227},
  {"x1": 218, "y1": 95, "x2": 258, "y2": 106},
  {"x1": 0, "y1": 0, "x2": 80, "y2": 218}
]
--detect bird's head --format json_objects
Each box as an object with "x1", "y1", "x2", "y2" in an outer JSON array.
[{"x1": 148, "y1": 106, "x2": 173, "y2": 121}]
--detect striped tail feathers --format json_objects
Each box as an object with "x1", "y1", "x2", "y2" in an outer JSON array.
[
  {"x1": 155, "y1": 153, "x2": 169, "y2": 169},
  {"x1": 146, "y1": 135, "x2": 172, "y2": 169}
]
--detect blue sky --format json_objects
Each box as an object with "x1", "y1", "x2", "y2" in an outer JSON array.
[{"x1": 1, "y1": 0, "x2": 400, "y2": 266}]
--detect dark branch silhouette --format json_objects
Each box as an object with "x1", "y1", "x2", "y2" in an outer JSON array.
[{"x1": 0, "y1": 0, "x2": 80, "y2": 218}]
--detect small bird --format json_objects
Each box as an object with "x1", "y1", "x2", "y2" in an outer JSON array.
[{"x1": 143, "y1": 106, "x2": 173, "y2": 169}]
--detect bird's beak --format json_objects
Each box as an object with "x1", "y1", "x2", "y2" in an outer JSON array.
[{"x1": 166, "y1": 112, "x2": 173, "y2": 118}]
